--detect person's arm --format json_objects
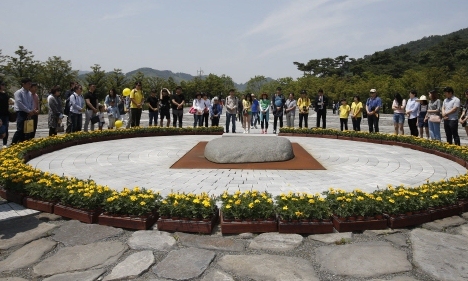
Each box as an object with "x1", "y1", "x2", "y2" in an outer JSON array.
[
  {"x1": 374, "y1": 98, "x2": 381, "y2": 113},
  {"x1": 14, "y1": 90, "x2": 32, "y2": 113},
  {"x1": 444, "y1": 100, "x2": 460, "y2": 117},
  {"x1": 104, "y1": 95, "x2": 110, "y2": 108},
  {"x1": 70, "y1": 95, "x2": 82, "y2": 112}
]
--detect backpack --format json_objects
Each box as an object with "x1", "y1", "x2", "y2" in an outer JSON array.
[{"x1": 64, "y1": 97, "x2": 71, "y2": 116}]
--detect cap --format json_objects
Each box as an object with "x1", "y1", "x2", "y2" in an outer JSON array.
[
  {"x1": 417, "y1": 95, "x2": 427, "y2": 101},
  {"x1": 370, "y1": 89, "x2": 377, "y2": 93}
]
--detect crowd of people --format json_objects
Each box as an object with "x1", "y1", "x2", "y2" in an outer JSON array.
[{"x1": 0, "y1": 78, "x2": 467, "y2": 148}]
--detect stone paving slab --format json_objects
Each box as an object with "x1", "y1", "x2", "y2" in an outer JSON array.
[
  {"x1": 249, "y1": 233, "x2": 303, "y2": 252},
  {"x1": 103, "y1": 251, "x2": 154, "y2": 281},
  {"x1": 201, "y1": 270, "x2": 234, "y2": 281},
  {"x1": 42, "y1": 269, "x2": 106, "y2": 281},
  {"x1": 0, "y1": 238, "x2": 56, "y2": 272},
  {"x1": 308, "y1": 232, "x2": 353, "y2": 244},
  {"x1": 127, "y1": 230, "x2": 176, "y2": 251},
  {"x1": 176, "y1": 232, "x2": 245, "y2": 252},
  {"x1": 0, "y1": 217, "x2": 57, "y2": 250},
  {"x1": 52, "y1": 220, "x2": 123, "y2": 246},
  {"x1": 422, "y1": 215, "x2": 466, "y2": 231}
]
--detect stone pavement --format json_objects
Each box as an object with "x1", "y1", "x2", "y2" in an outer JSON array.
[
  {"x1": 1, "y1": 213, "x2": 468, "y2": 280},
  {"x1": 28, "y1": 135, "x2": 466, "y2": 196}
]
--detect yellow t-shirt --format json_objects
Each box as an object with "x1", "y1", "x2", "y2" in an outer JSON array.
[
  {"x1": 297, "y1": 97, "x2": 311, "y2": 113},
  {"x1": 130, "y1": 89, "x2": 143, "y2": 109},
  {"x1": 243, "y1": 99, "x2": 252, "y2": 112},
  {"x1": 351, "y1": 102, "x2": 363, "y2": 118},
  {"x1": 339, "y1": 104, "x2": 351, "y2": 118}
]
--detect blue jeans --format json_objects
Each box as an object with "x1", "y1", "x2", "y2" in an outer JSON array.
[
  {"x1": 0, "y1": 115, "x2": 9, "y2": 145},
  {"x1": 148, "y1": 111, "x2": 157, "y2": 126},
  {"x1": 193, "y1": 114, "x2": 203, "y2": 127},
  {"x1": 428, "y1": 120, "x2": 441, "y2": 141},
  {"x1": 11, "y1": 111, "x2": 28, "y2": 144},
  {"x1": 251, "y1": 112, "x2": 258, "y2": 126},
  {"x1": 225, "y1": 112, "x2": 236, "y2": 133}
]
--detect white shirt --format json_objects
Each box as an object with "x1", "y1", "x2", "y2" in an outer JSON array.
[{"x1": 405, "y1": 98, "x2": 418, "y2": 119}]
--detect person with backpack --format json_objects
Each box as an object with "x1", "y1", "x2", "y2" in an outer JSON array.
[
  {"x1": 225, "y1": 89, "x2": 238, "y2": 133},
  {"x1": 63, "y1": 81, "x2": 76, "y2": 133},
  {"x1": 272, "y1": 87, "x2": 286, "y2": 134}
]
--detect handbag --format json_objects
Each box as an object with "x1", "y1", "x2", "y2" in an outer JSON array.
[
  {"x1": 429, "y1": 115, "x2": 441, "y2": 123},
  {"x1": 91, "y1": 115, "x2": 100, "y2": 124},
  {"x1": 189, "y1": 107, "x2": 197, "y2": 114},
  {"x1": 8, "y1": 111, "x2": 17, "y2": 122},
  {"x1": 24, "y1": 119, "x2": 34, "y2": 134}
]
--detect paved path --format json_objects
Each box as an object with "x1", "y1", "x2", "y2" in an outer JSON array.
[{"x1": 28, "y1": 135, "x2": 466, "y2": 196}]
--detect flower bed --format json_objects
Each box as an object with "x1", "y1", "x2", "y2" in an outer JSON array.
[{"x1": 1, "y1": 126, "x2": 468, "y2": 233}]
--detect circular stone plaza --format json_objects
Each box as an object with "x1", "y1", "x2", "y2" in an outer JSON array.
[{"x1": 2, "y1": 111, "x2": 468, "y2": 281}]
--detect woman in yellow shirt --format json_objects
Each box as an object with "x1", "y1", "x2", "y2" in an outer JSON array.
[
  {"x1": 350, "y1": 96, "x2": 363, "y2": 131},
  {"x1": 297, "y1": 90, "x2": 310, "y2": 128},
  {"x1": 129, "y1": 81, "x2": 144, "y2": 127},
  {"x1": 242, "y1": 94, "x2": 252, "y2": 133},
  {"x1": 339, "y1": 98, "x2": 351, "y2": 131}
]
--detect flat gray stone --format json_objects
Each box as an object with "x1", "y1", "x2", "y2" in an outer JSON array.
[
  {"x1": 455, "y1": 224, "x2": 468, "y2": 237},
  {"x1": 33, "y1": 241, "x2": 127, "y2": 277},
  {"x1": 411, "y1": 228, "x2": 468, "y2": 280},
  {"x1": 0, "y1": 238, "x2": 56, "y2": 272},
  {"x1": 218, "y1": 254, "x2": 319, "y2": 281},
  {"x1": 308, "y1": 232, "x2": 353, "y2": 244},
  {"x1": 42, "y1": 269, "x2": 106, "y2": 281},
  {"x1": 53, "y1": 220, "x2": 123, "y2": 246},
  {"x1": 128, "y1": 230, "x2": 176, "y2": 251},
  {"x1": 422, "y1": 215, "x2": 466, "y2": 231},
  {"x1": 249, "y1": 233, "x2": 303, "y2": 251},
  {"x1": 176, "y1": 232, "x2": 244, "y2": 252},
  {"x1": 363, "y1": 229, "x2": 401, "y2": 236},
  {"x1": 201, "y1": 270, "x2": 234, "y2": 281},
  {"x1": 238, "y1": 232, "x2": 254, "y2": 239},
  {"x1": 371, "y1": 276, "x2": 419, "y2": 281},
  {"x1": 384, "y1": 233, "x2": 408, "y2": 247},
  {"x1": 103, "y1": 251, "x2": 154, "y2": 281},
  {"x1": 0, "y1": 217, "x2": 57, "y2": 250},
  {"x1": 0, "y1": 278, "x2": 29, "y2": 281},
  {"x1": 204, "y1": 136, "x2": 294, "y2": 163},
  {"x1": 315, "y1": 241, "x2": 412, "y2": 278},
  {"x1": 462, "y1": 212, "x2": 468, "y2": 220},
  {"x1": 153, "y1": 248, "x2": 215, "y2": 280},
  {"x1": 36, "y1": 213, "x2": 62, "y2": 221}
]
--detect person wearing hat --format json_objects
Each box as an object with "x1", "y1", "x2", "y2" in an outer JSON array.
[
  {"x1": 458, "y1": 89, "x2": 468, "y2": 138},
  {"x1": 0, "y1": 81, "x2": 10, "y2": 148},
  {"x1": 192, "y1": 92, "x2": 204, "y2": 127},
  {"x1": 314, "y1": 89, "x2": 329, "y2": 129},
  {"x1": 365, "y1": 89, "x2": 382, "y2": 133},
  {"x1": 259, "y1": 92, "x2": 270, "y2": 133},
  {"x1": 209, "y1": 96, "x2": 222, "y2": 126},
  {"x1": 297, "y1": 90, "x2": 311, "y2": 128},
  {"x1": 405, "y1": 90, "x2": 419, "y2": 137},
  {"x1": 442, "y1": 86, "x2": 460, "y2": 145},
  {"x1": 417, "y1": 95, "x2": 429, "y2": 138}
]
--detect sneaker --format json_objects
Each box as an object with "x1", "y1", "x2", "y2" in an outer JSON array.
[
  {"x1": 2, "y1": 145, "x2": 6, "y2": 149},
  {"x1": 273, "y1": 130, "x2": 276, "y2": 134}
]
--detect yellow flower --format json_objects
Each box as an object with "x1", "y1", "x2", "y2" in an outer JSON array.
[
  {"x1": 346, "y1": 198, "x2": 352, "y2": 202},
  {"x1": 309, "y1": 199, "x2": 315, "y2": 204},
  {"x1": 193, "y1": 198, "x2": 200, "y2": 204},
  {"x1": 248, "y1": 203, "x2": 254, "y2": 208},
  {"x1": 235, "y1": 200, "x2": 241, "y2": 205},
  {"x1": 225, "y1": 204, "x2": 231, "y2": 209},
  {"x1": 267, "y1": 198, "x2": 273, "y2": 203},
  {"x1": 140, "y1": 201, "x2": 146, "y2": 206},
  {"x1": 162, "y1": 200, "x2": 168, "y2": 204},
  {"x1": 295, "y1": 211, "x2": 303, "y2": 217},
  {"x1": 283, "y1": 206, "x2": 288, "y2": 210},
  {"x1": 130, "y1": 196, "x2": 137, "y2": 201},
  {"x1": 389, "y1": 199, "x2": 395, "y2": 203},
  {"x1": 254, "y1": 199, "x2": 260, "y2": 203}
]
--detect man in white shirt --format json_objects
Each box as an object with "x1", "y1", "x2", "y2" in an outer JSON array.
[
  {"x1": 69, "y1": 84, "x2": 85, "y2": 132},
  {"x1": 405, "y1": 90, "x2": 419, "y2": 137},
  {"x1": 442, "y1": 86, "x2": 460, "y2": 145},
  {"x1": 11, "y1": 78, "x2": 35, "y2": 144}
]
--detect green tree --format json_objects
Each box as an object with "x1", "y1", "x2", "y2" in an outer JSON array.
[
  {"x1": 246, "y1": 75, "x2": 267, "y2": 95},
  {"x1": 40, "y1": 56, "x2": 77, "y2": 93},
  {"x1": 3, "y1": 46, "x2": 42, "y2": 86},
  {"x1": 107, "y1": 68, "x2": 127, "y2": 94}
]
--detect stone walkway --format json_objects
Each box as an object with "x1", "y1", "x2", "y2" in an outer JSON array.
[
  {"x1": 28, "y1": 135, "x2": 467, "y2": 196},
  {"x1": 1, "y1": 213, "x2": 468, "y2": 280}
]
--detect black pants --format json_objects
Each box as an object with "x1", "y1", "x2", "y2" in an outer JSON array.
[
  {"x1": 299, "y1": 113, "x2": 308, "y2": 128},
  {"x1": 367, "y1": 114, "x2": 379, "y2": 133},
  {"x1": 49, "y1": 127, "x2": 57, "y2": 136},
  {"x1": 352, "y1": 117, "x2": 361, "y2": 131},
  {"x1": 340, "y1": 118, "x2": 348, "y2": 131},
  {"x1": 444, "y1": 120, "x2": 460, "y2": 145},
  {"x1": 316, "y1": 109, "x2": 326, "y2": 128},
  {"x1": 70, "y1": 113, "x2": 82, "y2": 133},
  {"x1": 273, "y1": 115, "x2": 283, "y2": 132},
  {"x1": 172, "y1": 109, "x2": 183, "y2": 127},
  {"x1": 408, "y1": 118, "x2": 418, "y2": 136},
  {"x1": 11, "y1": 111, "x2": 28, "y2": 144},
  {"x1": 0, "y1": 115, "x2": 9, "y2": 145},
  {"x1": 65, "y1": 116, "x2": 72, "y2": 133},
  {"x1": 203, "y1": 113, "x2": 209, "y2": 127},
  {"x1": 261, "y1": 115, "x2": 268, "y2": 130},
  {"x1": 131, "y1": 108, "x2": 142, "y2": 127},
  {"x1": 211, "y1": 116, "x2": 219, "y2": 126},
  {"x1": 27, "y1": 114, "x2": 38, "y2": 139}
]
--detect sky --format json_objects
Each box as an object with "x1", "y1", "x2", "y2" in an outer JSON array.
[{"x1": 1, "y1": 0, "x2": 467, "y2": 84}]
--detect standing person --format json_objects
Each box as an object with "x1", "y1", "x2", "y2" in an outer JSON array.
[
  {"x1": 366, "y1": 89, "x2": 382, "y2": 133},
  {"x1": 130, "y1": 81, "x2": 144, "y2": 127},
  {"x1": 392, "y1": 93, "x2": 406, "y2": 135},
  {"x1": 350, "y1": 96, "x2": 363, "y2": 131},
  {"x1": 332, "y1": 101, "x2": 337, "y2": 115},
  {"x1": 97, "y1": 104, "x2": 106, "y2": 131},
  {"x1": 64, "y1": 81, "x2": 76, "y2": 133},
  {"x1": 104, "y1": 89, "x2": 120, "y2": 129},
  {"x1": 273, "y1": 87, "x2": 285, "y2": 134},
  {"x1": 259, "y1": 92, "x2": 270, "y2": 134},
  {"x1": 237, "y1": 94, "x2": 244, "y2": 124},
  {"x1": 250, "y1": 93, "x2": 259, "y2": 129},
  {"x1": 405, "y1": 90, "x2": 419, "y2": 137},
  {"x1": 202, "y1": 93, "x2": 211, "y2": 127},
  {"x1": 69, "y1": 84, "x2": 85, "y2": 133},
  {"x1": 339, "y1": 99, "x2": 350, "y2": 131},
  {"x1": 146, "y1": 89, "x2": 159, "y2": 126},
  {"x1": 225, "y1": 89, "x2": 238, "y2": 133},
  {"x1": 0, "y1": 81, "x2": 11, "y2": 148},
  {"x1": 125, "y1": 95, "x2": 131, "y2": 129},
  {"x1": 171, "y1": 86, "x2": 185, "y2": 128},
  {"x1": 297, "y1": 90, "x2": 310, "y2": 128},
  {"x1": 28, "y1": 83, "x2": 40, "y2": 139},
  {"x1": 459, "y1": 90, "x2": 468, "y2": 138},
  {"x1": 442, "y1": 87, "x2": 460, "y2": 145},
  {"x1": 285, "y1": 93, "x2": 296, "y2": 128},
  {"x1": 47, "y1": 86, "x2": 63, "y2": 136},
  {"x1": 314, "y1": 89, "x2": 328, "y2": 128},
  {"x1": 159, "y1": 88, "x2": 171, "y2": 127},
  {"x1": 426, "y1": 90, "x2": 442, "y2": 141},
  {"x1": 210, "y1": 97, "x2": 222, "y2": 126},
  {"x1": 83, "y1": 83, "x2": 98, "y2": 132},
  {"x1": 242, "y1": 94, "x2": 252, "y2": 134},
  {"x1": 192, "y1": 92, "x2": 204, "y2": 127},
  {"x1": 417, "y1": 95, "x2": 429, "y2": 138},
  {"x1": 11, "y1": 78, "x2": 34, "y2": 145}
]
